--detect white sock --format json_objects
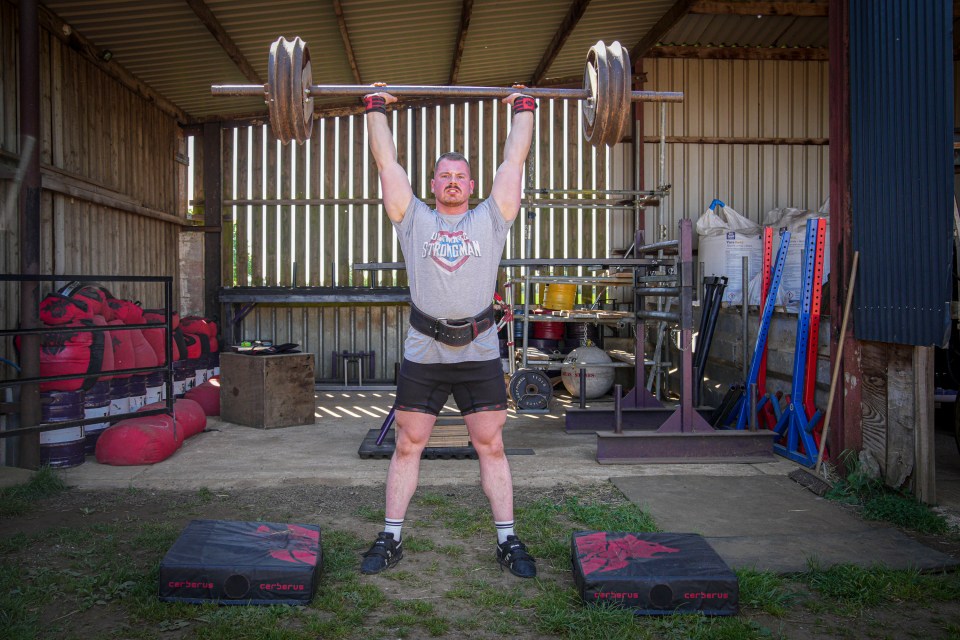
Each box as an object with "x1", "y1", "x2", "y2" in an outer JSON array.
[
  {"x1": 495, "y1": 520, "x2": 515, "y2": 545},
  {"x1": 384, "y1": 518, "x2": 403, "y2": 541}
]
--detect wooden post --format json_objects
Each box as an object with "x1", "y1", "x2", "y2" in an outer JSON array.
[
  {"x1": 202, "y1": 122, "x2": 223, "y2": 322},
  {"x1": 913, "y1": 346, "x2": 936, "y2": 503}
]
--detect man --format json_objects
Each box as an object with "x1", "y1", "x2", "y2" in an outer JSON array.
[{"x1": 359, "y1": 89, "x2": 536, "y2": 578}]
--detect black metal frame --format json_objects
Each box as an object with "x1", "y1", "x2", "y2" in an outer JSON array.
[{"x1": 0, "y1": 274, "x2": 175, "y2": 438}]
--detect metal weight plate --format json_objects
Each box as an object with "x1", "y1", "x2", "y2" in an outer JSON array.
[
  {"x1": 268, "y1": 37, "x2": 294, "y2": 144},
  {"x1": 509, "y1": 369, "x2": 553, "y2": 411},
  {"x1": 581, "y1": 42, "x2": 610, "y2": 148},
  {"x1": 288, "y1": 37, "x2": 314, "y2": 144},
  {"x1": 602, "y1": 41, "x2": 632, "y2": 147}
]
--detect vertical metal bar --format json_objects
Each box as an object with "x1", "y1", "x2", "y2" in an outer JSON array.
[
  {"x1": 579, "y1": 365, "x2": 587, "y2": 408},
  {"x1": 748, "y1": 383, "x2": 758, "y2": 432},
  {"x1": 679, "y1": 219, "x2": 695, "y2": 431},
  {"x1": 613, "y1": 384, "x2": 623, "y2": 434},
  {"x1": 165, "y1": 278, "x2": 174, "y2": 412},
  {"x1": 742, "y1": 255, "x2": 749, "y2": 382},
  {"x1": 18, "y1": 0, "x2": 42, "y2": 469}
]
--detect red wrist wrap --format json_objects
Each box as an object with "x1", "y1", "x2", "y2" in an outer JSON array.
[
  {"x1": 364, "y1": 95, "x2": 387, "y2": 114},
  {"x1": 512, "y1": 96, "x2": 536, "y2": 116}
]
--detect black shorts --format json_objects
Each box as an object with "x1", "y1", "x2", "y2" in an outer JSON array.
[{"x1": 394, "y1": 358, "x2": 507, "y2": 416}]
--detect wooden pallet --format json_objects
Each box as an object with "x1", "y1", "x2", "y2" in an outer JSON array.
[
  {"x1": 357, "y1": 429, "x2": 477, "y2": 460},
  {"x1": 426, "y1": 423, "x2": 471, "y2": 449}
]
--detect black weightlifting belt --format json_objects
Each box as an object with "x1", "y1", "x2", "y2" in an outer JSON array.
[{"x1": 409, "y1": 304, "x2": 496, "y2": 347}]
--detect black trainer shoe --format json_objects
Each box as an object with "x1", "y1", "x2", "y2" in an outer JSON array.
[
  {"x1": 360, "y1": 532, "x2": 403, "y2": 575},
  {"x1": 496, "y1": 535, "x2": 537, "y2": 578}
]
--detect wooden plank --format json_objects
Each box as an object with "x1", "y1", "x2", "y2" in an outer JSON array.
[
  {"x1": 481, "y1": 99, "x2": 495, "y2": 202},
  {"x1": 439, "y1": 103, "x2": 451, "y2": 155},
  {"x1": 236, "y1": 127, "x2": 250, "y2": 287},
  {"x1": 425, "y1": 105, "x2": 437, "y2": 198},
  {"x1": 308, "y1": 119, "x2": 322, "y2": 286},
  {"x1": 295, "y1": 133, "x2": 308, "y2": 287},
  {"x1": 279, "y1": 139, "x2": 293, "y2": 287},
  {"x1": 352, "y1": 115, "x2": 364, "y2": 285},
  {"x1": 264, "y1": 132, "x2": 278, "y2": 285},
  {"x1": 859, "y1": 341, "x2": 887, "y2": 471},
  {"x1": 913, "y1": 346, "x2": 936, "y2": 503},
  {"x1": 323, "y1": 118, "x2": 337, "y2": 285},
  {"x1": 336, "y1": 118, "x2": 351, "y2": 285},
  {"x1": 221, "y1": 129, "x2": 235, "y2": 287},
  {"x1": 690, "y1": 2, "x2": 828, "y2": 17},
  {"x1": 647, "y1": 45, "x2": 829, "y2": 61},
  {"x1": 885, "y1": 343, "x2": 915, "y2": 489},
  {"x1": 250, "y1": 125, "x2": 264, "y2": 285}
]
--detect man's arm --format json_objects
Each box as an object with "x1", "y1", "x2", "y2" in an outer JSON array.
[
  {"x1": 489, "y1": 93, "x2": 535, "y2": 223},
  {"x1": 365, "y1": 93, "x2": 413, "y2": 223}
]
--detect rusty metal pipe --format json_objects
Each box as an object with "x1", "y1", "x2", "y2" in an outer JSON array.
[{"x1": 212, "y1": 84, "x2": 684, "y2": 103}]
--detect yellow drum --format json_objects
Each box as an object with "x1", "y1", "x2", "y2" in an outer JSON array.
[{"x1": 543, "y1": 283, "x2": 576, "y2": 311}]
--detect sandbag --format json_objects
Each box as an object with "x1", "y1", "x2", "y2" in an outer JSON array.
[
  {"x1": 17, "y1": 323, "x2": 93, "y2": 392},
  {"x1": 39, "y1": 294, "x2": 93, "y2": 325},
  {"x1": 142, "y1": 309, "x2": 180, "y2": 363},
  {"x1": 63, "y1": 284, "x2": 112, "y2": 317},
  {"x1": 130, "y1": 326, "x2": 159, "y2": 368},
  {"x1": 95, "y1": 415, "x2": 180, "y2": 465},
  {"x1": 85, "y1": 315, "x2": 114, "y2": 383},
  {"x1": 181, "y1": 316, "x2": 217, "y2": 338},
  {"x1": 183, "y1": 333, "x2": 202, "y2": 360},
  {"x1": 106, "y1": 299, "x2": 144, "y2": 325},
  {"x1": 139, "y1": 399, "x2": 206, "y2": 440},
  {"x1": 108, "y1": 319, "x2": 136, "y2": 378},
  {"x1": 184, "y1": 379, "x2": 221, "y2": 417}
]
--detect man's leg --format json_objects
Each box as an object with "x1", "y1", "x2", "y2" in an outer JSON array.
[
  {"x1": 463, "y1": 409, "x2": 513, "y2": 521},
  {"x1": 465, "y1": 409, "x2": 536, "y2": 578},
  {"x1": 361, "y1": 409, "x2": 436, "y2": 575},
  {"x1": 385, "y1": 410, "x2": 437, "y2": 522}
]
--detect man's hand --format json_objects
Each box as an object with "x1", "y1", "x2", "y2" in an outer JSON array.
[
  {"x1": 501, "y1": 85, "x2": 528, "y2": 107},
  {"x1": 365, "y1": 83, "x2": 398, "y2": 105}
]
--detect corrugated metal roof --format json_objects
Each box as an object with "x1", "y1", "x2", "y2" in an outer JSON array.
[{"x1": 37, "y1": 0, "x2": 829, "y2": 123}]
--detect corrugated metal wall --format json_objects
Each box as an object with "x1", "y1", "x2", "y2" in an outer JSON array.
[
  {"x1": 641, "y1": 58, "x2": 830, "y2": 232},
  {"x1": 0, "y1": 5, "x2": 183, "y2": 378},
  {"x1": 221, "y1": 99, "x2": 619, "y2": 381},
  {"x1": 850, "y1": 0, "x2": 953, "y2": 347}
]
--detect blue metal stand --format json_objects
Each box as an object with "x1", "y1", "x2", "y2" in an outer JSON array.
[
  {"x1": 726, "y1": 231, "x2": 791, "y2": 430},
  {"x1": 773, "y1": 219, "x2": 824, "y2": 466}
]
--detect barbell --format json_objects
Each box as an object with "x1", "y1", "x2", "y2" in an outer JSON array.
[{"x1": 211, "y1": 37, "x2": 683, "y2": 147}]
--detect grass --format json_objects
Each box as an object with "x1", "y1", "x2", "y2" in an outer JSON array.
[
  {"x1": 0, "y1": 466, "x2": 67, "y2": 517},
  {"x1": 3, "y1": 478, "x2": 960, "y2": 639},
  {"x1": 826, "y1": 450, "x2": 953, "y2": 535}
]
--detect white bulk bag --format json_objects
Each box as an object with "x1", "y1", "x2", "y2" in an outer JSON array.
[{"x1": 695, "y1": 199, "x2": 763, "y2": 305}]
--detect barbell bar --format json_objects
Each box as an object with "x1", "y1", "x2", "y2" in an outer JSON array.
[{"x1": 211, "y1": 37, "x2": 684, "y2": 147}]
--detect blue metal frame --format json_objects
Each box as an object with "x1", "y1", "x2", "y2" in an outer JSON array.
[
  {"x1": 728, "y1": 231, "x2": 791, "y2": 430},
  {"x1": 773, "y1": 219, "x2": 823, "y2": 466}
]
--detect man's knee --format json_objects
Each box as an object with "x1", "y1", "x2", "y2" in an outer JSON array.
[{"x1": 472, "y1": 435, "x2": 506, "y2": 459}]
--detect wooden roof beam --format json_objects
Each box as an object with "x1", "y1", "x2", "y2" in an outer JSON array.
[
  {"x1": 648, "y1": 45, "x2": 828, "y2": 60},
  {"x1": 690, "y1": 1, "x2": 828, "y2": 17},
  {"x1": 449, "y1": 0, "x2": 474, "y2": 85},
  {"x1": 332, "y1": 0, "x2": 362, "y2": 84},
  {"x1": 185, "y1": 0, "x2": 263, "y2": 84},
  {"x1": 631, "y1": 0, "x2": 698, "y2": 60},
  {"x1": 529, "y1": 0, "x2": 592, "y2": 86}
]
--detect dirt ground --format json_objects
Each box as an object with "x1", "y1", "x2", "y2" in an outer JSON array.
[{"x1": 3, "y1": 480, "x2": 960, "y2": 640}]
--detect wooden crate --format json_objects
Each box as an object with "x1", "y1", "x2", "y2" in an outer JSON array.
[{"x1": 220, "y1": 352, "x2": 316, "y2": 429}]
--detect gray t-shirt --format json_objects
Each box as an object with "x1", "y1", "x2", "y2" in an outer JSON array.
[{"x1": 394, "y1": 197, "x2": 513, "y2": 364}]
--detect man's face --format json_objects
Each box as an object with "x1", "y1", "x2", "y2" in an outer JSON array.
[{"x1": 431, "y1": 159, "x2": 474, "y2": 209}]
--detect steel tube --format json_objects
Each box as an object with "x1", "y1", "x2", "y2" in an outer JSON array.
[
  {"x1": 637, "y1": 310, "x2": 681, "y2": 322},
  {"x1": 212, "y1": 84, "x2": 684, "y2": 103}
]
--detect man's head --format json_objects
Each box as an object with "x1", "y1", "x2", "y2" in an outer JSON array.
[{"x1": 431, "y1": 152, "x2": 474, "y2": 213}]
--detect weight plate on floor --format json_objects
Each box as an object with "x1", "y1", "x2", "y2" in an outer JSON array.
[{"x1": 509, "y1": 369, "x2": 552, "y2": 411}]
